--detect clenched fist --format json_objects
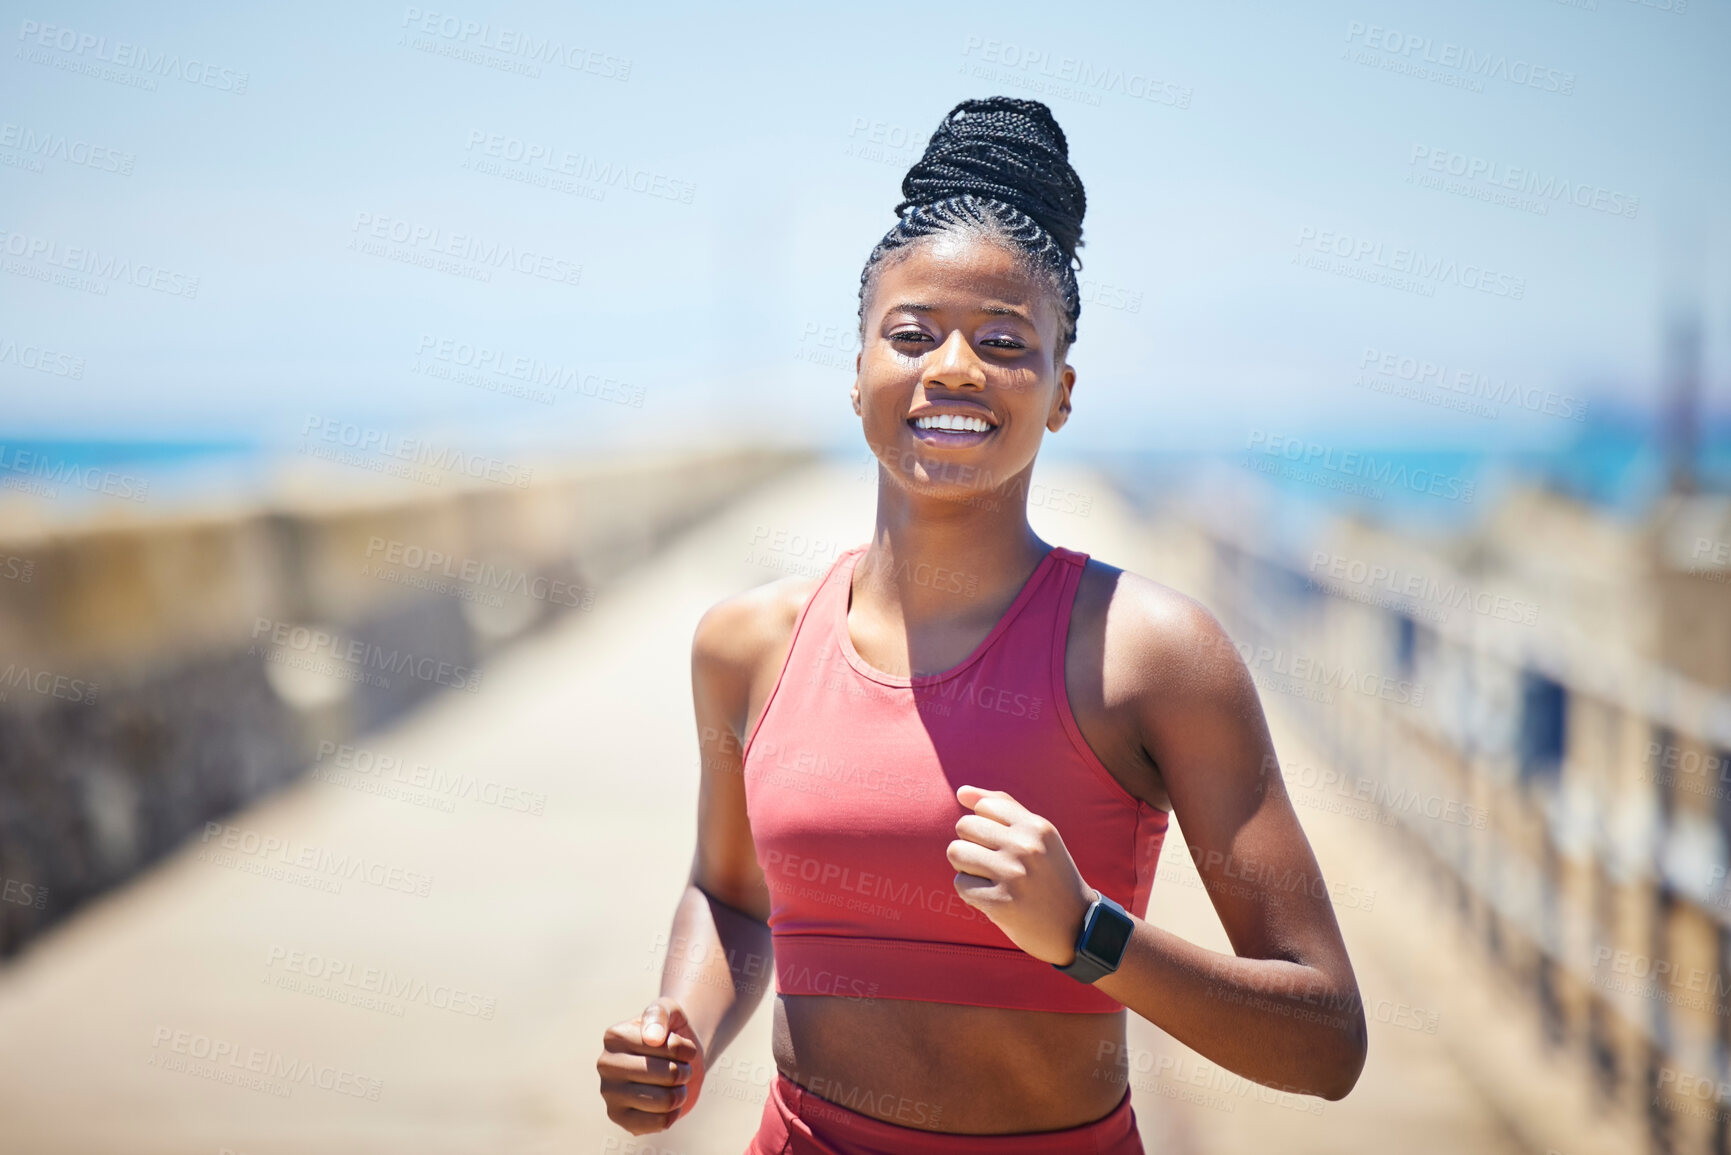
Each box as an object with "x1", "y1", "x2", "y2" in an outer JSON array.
[
  {"x1": 945, "y1": 784, "x2": 1097, "y2": 966},
  {"x1": 597, "y1": 997, "x2": 703, "y2": 1134}
]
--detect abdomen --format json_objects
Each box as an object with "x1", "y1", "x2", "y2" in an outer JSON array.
[{"x1": 770, "y1": 993, "x2": 1129, "y2": 1134}]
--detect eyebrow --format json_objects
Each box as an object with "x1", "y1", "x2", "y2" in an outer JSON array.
[{"x1": 886, "y1": 302, "x2": 1034, "y2": 322}]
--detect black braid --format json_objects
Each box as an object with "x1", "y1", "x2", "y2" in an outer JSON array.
[{"x1": 858, "y1": 96, "x2": 1087, "y2": 361}]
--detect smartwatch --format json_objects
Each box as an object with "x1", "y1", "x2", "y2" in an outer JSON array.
[{"x1": 1053, "y1": 890, "x2": 1133, "y2": 984}]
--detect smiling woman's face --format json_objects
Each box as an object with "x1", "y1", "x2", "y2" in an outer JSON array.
[{"x1": 853, "y1": 231, "x2": 1075, "y2": 503}]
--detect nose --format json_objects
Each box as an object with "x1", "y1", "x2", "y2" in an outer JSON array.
[{"x1": 922, "y1": 329, "x2": 986, "y2": 391}]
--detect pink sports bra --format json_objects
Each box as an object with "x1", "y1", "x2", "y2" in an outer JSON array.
[{"x1": 740, "y1": 543, "x2": 1169, "y2": 1014}]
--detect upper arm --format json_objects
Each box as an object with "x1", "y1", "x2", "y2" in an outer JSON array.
[
  {"x1": 686, "y1": 579, "x2": 811, "y2": 923},
  {"x1": 1126, "y1": 585, "x2": 1354, "y2": 978}
]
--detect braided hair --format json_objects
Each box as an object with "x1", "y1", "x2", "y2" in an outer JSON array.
[{"x1": 857, "y1": 96, "x2": 1087, "y2": 363}]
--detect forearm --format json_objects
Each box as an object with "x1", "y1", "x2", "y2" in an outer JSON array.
[
  {"x1": 657, "y1": 883, "x2": 773, "y2": 1061},
  {"x1": 1093, "y1": 918, "x2": 1367, "y2": 1099}
]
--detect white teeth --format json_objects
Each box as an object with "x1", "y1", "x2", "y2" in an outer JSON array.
[{"x1": 912, "y1": 413, "x2": 992, "y2": 433}]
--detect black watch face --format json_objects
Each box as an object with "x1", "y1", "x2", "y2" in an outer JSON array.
[{"x1": 1086, "y1": 906, "x2": 1132, "y2": 962}]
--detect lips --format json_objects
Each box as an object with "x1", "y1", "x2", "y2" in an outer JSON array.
[
  {"x1": 907, "y1": 417, "x2": 996, "y2": 447},
  {"x1": 907, "y1": 402, "x2": 997, "y2": 438},
  {"x1": 907, "y1": 402, "x2": 996, "y2": 425}
]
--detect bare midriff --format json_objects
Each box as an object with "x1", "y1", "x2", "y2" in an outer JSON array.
[{"x1": 772, "y1": 993, "x2": 1128, "y2": 1134}]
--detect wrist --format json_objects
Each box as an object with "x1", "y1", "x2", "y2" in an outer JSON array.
[
  {"x1": 1052, "y1": 888, "x2": 1132, "y2": 985},
  {"x1": 1055, "y1": 885, "x2": 1101, "y2": 967}
]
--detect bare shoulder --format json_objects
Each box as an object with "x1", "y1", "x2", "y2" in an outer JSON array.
[
  {"x1": 693, "y1": 573, "x2": 823, "y2": 669},
  {"x1": 692, "y1": 572, "x2": 826, "y2": 740},
  {"x1": 1074, "y1": 557, "x2": 1248, "y2": 708},
  {"x1": 1076, "y1": 555, "x2": 1275, "y2": 827}
]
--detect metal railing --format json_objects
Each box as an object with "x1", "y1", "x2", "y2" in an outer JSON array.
[{"x1": 1165, "y1": 481, "x2": 1731, "y2": 1155}]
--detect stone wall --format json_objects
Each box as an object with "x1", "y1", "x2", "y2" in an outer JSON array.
[{"x1": 0, "y1": 447, "x2": 810, "y2": 957}]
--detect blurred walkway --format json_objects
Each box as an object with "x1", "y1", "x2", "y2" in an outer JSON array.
[{"x1": 0, "y1": 457, "x2": 1549, "y2": 1154}]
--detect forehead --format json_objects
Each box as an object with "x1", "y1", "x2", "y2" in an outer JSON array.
[{"x1": 871, "y1": 232, "x2": 1058, "y2": 324}]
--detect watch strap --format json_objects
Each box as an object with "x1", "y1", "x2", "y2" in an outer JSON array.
[{"x1": 1053, "y1": 892, "x2": 1131, "y2": 984}]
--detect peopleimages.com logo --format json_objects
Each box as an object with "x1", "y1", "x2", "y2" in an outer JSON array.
[
  {"x1": 1355, "y1": 346, "x2": 1587, "y2": 422},
  {"x1": 0, "y1": 227, "x2": 201, "y2": 298},
  {"x1": 1343, "y1": 20, "x2": 1575, "y2": 96},
  {"x1": 348, "y1": 212, "x2": 581, "y2": 288},
  {"x1": 1406, "y1": 145, "x2": 1638, "y2": 220},
  {"x1": 958, "y1": 35, "x2": 1192, "y2": 109},
  {"x1": 1244, "y1": 429, "x2": 1476, "y2": 504},
  {"x1": 299, "y1": 416, "x2": 535, "y2": 488},
  {"x1": 15, "y1": 19, "x2": 250, "y2": 93},
  {"x1": 249, "y1": 616, "x2": 483, "y2": 695},
  {"x1": 0, "y1": 334, "x2": 85, "y2": 377},
  {"x1": 148, "y1": 1026, "x2": 382, "y2": 1100},
  {"x1": 397, "y1": 7, "x2": 631, "y2": 81},
  {"x1": 1294, "y1": 227, "x2": 1525, "y2": 301},
  {"x1": 0, "y1": 121, "x2": 135, "y2": 176}
]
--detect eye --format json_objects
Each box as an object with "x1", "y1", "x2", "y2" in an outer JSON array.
[
  {"x1": 889, "y1": 330, "x2": 931, "y2": 344},
  {"x1": 982, "y1": 337, "x2": 1025, "y2": 350}
]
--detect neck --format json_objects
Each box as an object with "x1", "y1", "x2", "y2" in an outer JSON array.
[{"x1": 854, "y1": 467, "x2": 1052, "y2": 627}]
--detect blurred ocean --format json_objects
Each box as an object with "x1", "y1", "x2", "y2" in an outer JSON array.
[
  {"x1": 6, "y1": 400, "x2": 1726, "y2": 527},
  {"x1": 1105, "y1": 403, "x2": 1731, "y2": 536}
]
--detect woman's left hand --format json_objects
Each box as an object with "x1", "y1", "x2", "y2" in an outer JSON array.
[{"x1": 946, "y1": 784, "x2": 1097, "y2": 965}]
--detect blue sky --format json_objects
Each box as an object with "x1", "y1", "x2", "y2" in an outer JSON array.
[{"x1": 2, "y1": 0, "x2": 1727, "y2": 461}]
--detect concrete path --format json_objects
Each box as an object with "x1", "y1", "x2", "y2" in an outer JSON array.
[{"x1": 0, "y1": 455, "x2": 1546, "y2": 1154}]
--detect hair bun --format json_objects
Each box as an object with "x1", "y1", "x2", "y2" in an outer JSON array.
[{"x1": 895, "y1": 96, "x2": 1086, "y2": 261}]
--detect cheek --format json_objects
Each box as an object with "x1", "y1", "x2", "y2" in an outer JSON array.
[
  {"x1": 861, "y1": 344, "x2": 914, "y2": 377},
  {"x1": 1004, "y1": 377, "x2": 1055, "y2": 421},
  {"x1": 858, "y1": 361, "x2": 913, "y2": 413}
]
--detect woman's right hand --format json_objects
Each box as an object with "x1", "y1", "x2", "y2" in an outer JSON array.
[{"x1": 597, "y1": 996, "x2": 704, "y2": 1134}]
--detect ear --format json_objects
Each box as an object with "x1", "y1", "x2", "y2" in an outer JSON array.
[
  {"x1": 851, "y1": 352, "x2": 862, "y2": 415},
  {"x1": 1047, "y1": 362, "x2": 1076, "y2": 433}
]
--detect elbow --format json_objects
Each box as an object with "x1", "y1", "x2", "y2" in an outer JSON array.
[
  {"x1": 1318, "y1": 1069, "x2": 1362, "y2": 1102},
  {"x1": 1316, "y1": 1014, "x2": 1369, "y2": 1101},
  {"x1": 1257, "y1": 1013, "x2": 1366, "y2": 1102}
]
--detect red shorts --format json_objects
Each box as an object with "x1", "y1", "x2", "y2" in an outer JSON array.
[{"x1": 745, "y1": 1073, "x2": 1145, "y2": 1154}]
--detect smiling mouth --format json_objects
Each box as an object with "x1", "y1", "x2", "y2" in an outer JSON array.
[{"x1": 906, "y1": 413, "x2": 997, "y2": 447}]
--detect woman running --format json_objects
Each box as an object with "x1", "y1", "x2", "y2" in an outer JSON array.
[{"x1": 597, "y1": 95, "x2": 1367, "y2": 1153}]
